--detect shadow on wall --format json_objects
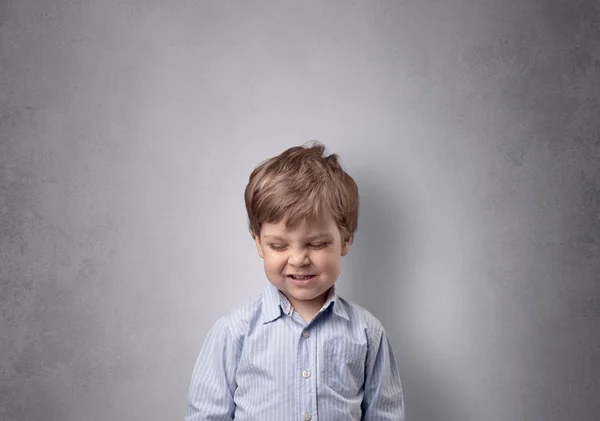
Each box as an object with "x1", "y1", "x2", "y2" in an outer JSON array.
[{"x1": 343, "y1": 170, "x2": 469, "y2": 421}]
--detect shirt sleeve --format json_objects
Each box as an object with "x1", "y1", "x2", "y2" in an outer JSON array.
[
  {"x1": 185, "y1": 317, "x2": 240, "y2": 421},
  {"x1": 361, "y1": 327, "x2": 405, "y2": 421}
]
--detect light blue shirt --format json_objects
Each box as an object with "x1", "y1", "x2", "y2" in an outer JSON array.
[{"x1": 185, "y1": 283, "x2": 405, "y2": 420}]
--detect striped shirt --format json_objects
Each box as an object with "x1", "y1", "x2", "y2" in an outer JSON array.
[{"x1": 185, "y1": 283, "x2": 405, "y2": 421}]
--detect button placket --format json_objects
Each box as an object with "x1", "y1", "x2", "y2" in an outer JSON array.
[{"x1": 298, "y1": 326, "x2": 316, "y2": 421}]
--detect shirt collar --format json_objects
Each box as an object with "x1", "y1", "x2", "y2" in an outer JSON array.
[
  {"x1": 261, "y1": 283, "x2": 349, "y2": 324},
  {"x1": 261, "y1": 283, "x2": 289, "y2": 324},
  {"x1": 325, "y1": 285, "x2": 350, "y2": 320}
]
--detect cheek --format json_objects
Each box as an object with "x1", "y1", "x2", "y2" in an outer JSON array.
[
  {"x1": 312, "y1": 253, "x2": 339, "y2": 272},
  {"x1": 264, "y1": 253, "x2": 287, "y2": 271}
]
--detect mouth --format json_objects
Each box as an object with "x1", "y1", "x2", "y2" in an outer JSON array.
[{"x1": 287, "y1": 275, "x2": 316, "y2": 281}]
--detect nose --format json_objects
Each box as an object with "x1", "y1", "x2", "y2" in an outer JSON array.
[{"x1": 288, "y1": 248, "x2": 310, "y2": 267}]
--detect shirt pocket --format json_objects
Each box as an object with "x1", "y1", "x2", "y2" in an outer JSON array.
[{"x1": 325, "y1": 338, "x2": 368, "y2": 398}]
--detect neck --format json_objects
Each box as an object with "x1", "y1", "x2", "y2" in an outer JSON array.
[{"x1": 288, "y1": 290, "x2": 329, "y2": 323}]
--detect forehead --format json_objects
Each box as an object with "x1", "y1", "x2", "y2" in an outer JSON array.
[{"x1": 262, "y1": 214, "x2": 338, "y2": 237}]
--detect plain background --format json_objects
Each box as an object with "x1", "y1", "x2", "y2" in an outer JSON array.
[{"x1": 1, "y1": 0, "x2": 599, "y2": 420}]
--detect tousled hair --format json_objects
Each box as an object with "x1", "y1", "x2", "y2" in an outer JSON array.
[{"x1": 244, "y1": 141, "x2": 359, "y2": 243}]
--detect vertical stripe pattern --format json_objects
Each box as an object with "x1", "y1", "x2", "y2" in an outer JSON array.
[{"x1": 185, "y1": 284, "x2": 405, "y2": 421}]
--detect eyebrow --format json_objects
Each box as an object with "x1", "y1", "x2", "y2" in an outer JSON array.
[{"x1": 263, "y1": 233, "x2": 333, "y2": 242}]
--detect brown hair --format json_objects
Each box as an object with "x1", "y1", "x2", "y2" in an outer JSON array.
[{"x1": 244, "y1": 141, "x2": 359, "y2": 243}]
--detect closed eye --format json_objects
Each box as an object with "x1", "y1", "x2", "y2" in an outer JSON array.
[{"x1": 268, "y1": 243, "x2": 328, "y2": 251}]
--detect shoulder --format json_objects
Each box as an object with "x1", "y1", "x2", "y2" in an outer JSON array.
[
  {"x1": 338, "y1": 295, "x2": 384, "y2": 330},
  {"x1": 210, "y1": 290, "x2": 265, "y2": 348}
]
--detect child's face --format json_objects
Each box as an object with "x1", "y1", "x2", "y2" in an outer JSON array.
[{"x1": 255, "y1": 212, "x2": 350, "y2": 317}]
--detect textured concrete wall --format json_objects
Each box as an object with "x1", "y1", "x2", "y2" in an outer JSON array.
[{"x1": 1, "y1": 1, "x2": 599, "y2": 420}]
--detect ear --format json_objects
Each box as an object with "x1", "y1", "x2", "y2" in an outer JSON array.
[
  {"x1": 341, "y1": 236, "x2": 352, "y2": 257},
  {"x1": 255, "y1": 235, "x2": 265, "y2": 258}
]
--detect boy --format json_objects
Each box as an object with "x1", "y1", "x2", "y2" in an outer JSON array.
[{"x1": 185, "y1": 143, "x2": 405, "y2": 420}]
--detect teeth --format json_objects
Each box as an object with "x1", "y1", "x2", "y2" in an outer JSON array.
[{"x1": 291, "y1": 275, "x2": 313, "y2": 280}]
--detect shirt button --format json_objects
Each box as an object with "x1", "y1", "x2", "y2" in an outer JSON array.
[
  {"x1": 302, "y1": 369, "x2": 310, "y2": 378},
  {"x1": 303, "y1": 413, "x2": 311, "y2": 421},
  {"x1": 302, "y1": 331, "x2": 310, "y2": 338}
]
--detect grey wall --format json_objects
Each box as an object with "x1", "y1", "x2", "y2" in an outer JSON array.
[{"x1": 1, "y1": 1, "x2": 599, "y2": 420}]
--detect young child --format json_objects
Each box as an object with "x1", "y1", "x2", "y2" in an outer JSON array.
[{"x1": 185, "y1": 142, "x2": 405, "y2": 420}]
